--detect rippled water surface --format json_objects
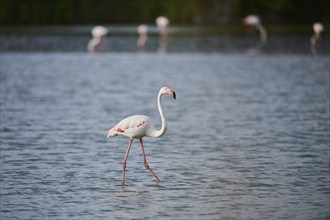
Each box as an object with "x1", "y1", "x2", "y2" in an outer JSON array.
[{"x1": 1, "y1": 52, "x2": 329, "y2": 219}]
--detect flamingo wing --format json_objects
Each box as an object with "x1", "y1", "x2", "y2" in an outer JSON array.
[{"x1": 107, "y1": 115, "x2": 153, "y2": 138}]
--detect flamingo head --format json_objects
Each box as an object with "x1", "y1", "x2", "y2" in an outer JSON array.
[{"x1": 161, "y1": 87, "x2": 176, "y2": 99}]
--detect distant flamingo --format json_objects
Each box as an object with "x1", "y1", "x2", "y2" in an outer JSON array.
[
  {"x1": 311, "y1": 22, "x2": 324, "y2": 55},
  {"x1": 137, "y1": 24, "x2": 148, "y2": 50},
  {"x1": 156, "y1": 16, "x2": 169, "y2": 35},
  {"x1": 87, "y1": 25, "x2": 109, "y2": 53},
  {"x1": 107, "y1": 87, "x2": 176, "y2": 185},
  {"x1": 156, "y1": 16, "x2": 170, "y2": 53},
  {"x1": 243, "y1": 15, "x2": 267, "y2": 44}
]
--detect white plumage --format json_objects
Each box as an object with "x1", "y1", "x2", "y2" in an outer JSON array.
[{"x1": 107, "y1": 115, "x2": 154, "y2": 138}]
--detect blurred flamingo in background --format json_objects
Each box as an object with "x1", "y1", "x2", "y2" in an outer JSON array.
[
  {"x1": 243, "y1": 15, "x2": 267, "y2": 44},
  {"x1": 311, "y1": 22, "x2": 324, "y2": 55},
  {"x1": 107, "y1": 87, "x2": 176, "y2": 185},
  {"x1": 137, "y1": 24, "x2": 148, "y2": 51},
  {"x1": 87, "y1": 25, "x2": 109, "y2": 53},
  {"x1": 156, "y1": 16, "x2": 170, "y2": 53}
]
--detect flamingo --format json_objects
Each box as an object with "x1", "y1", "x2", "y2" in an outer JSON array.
[
  {"x1": 87, "y1": 25, "x2": 109, "y2": 53},
  {"x1": 107, "y1": 87, "x2": 176, "y2": 185},
  {"x1": 243, "y1": 15, "x2": 267, "y2": 44},
  {"x1": 137, "y1": 24, "x2": 148, "y2": 50},
  {"x1": 311, "y1": 22, "x2": 324, "y2": 55},
  {"x1": 156, "y1": 16, "x2": 169, "y2": 34},
  {"x1": 155, "y1": 16, "x2": 170, "y2": 53}
]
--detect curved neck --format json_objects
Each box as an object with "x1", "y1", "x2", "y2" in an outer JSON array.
[
  {"x1": 256, "y1": 24, "x2": 267, "y2": 43},
  {"x1": 151, "y1": 91, "x2": 167, "y2": 137}
]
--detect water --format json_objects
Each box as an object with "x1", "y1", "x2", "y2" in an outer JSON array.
[{"x1": 1, "y1": 45, "x2": 330, "y2": 218}]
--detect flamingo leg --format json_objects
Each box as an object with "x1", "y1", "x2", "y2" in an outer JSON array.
[
  {"x1": 122, "y1": 139, "x2": 133, "y2": 185},
  {"x1": 139, "y1": 138, "x2": 160, "y2": 183}
]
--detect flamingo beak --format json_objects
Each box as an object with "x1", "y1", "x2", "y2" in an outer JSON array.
[{"x1": 169, "y1": 90, "x2": 176, "y2": 99}]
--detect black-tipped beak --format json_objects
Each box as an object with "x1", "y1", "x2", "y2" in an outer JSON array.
[{"x1": 173, "y1": 92, "x2": 176, "y2": 99}]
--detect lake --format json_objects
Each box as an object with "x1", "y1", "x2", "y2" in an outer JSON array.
[{"x1": 0, "y1": 28, "x2": 329, "y2": 219}]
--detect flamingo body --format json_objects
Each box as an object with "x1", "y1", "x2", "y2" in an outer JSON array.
[
  {"x1": 107, "y1": 87, "x2": 176, "y2": 185},
  {"x1": 107, "y1": 115, "x2": 155, "y2": 139}
]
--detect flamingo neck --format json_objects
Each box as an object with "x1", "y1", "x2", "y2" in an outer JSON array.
[
  {"x1": 151, "y1": 91, "x2": 167, "y2": 138},
  {"x1": 256, "y1": 24, "x2": 267, "y2": 43}
]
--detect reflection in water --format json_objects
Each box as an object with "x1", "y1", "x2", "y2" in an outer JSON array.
[
  {"x1": 137, "y1": 24, "x2": 148, "y2": 52},
  {"x1": 156, "y1": 16, "x2": 169, "y2": 53},
  {"x1": 310, "y1": 22, "x2": 324, "y2": 56},
  {"x1": 243, "y1": 15, "x2": 267, "y2": 54},
  {"x1": 87, "y1": 25, "x2": 109, "y2": 53}
]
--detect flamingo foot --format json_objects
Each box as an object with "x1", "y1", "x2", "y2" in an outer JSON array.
[{"x1": 144, "y1": 162, "x2": 160, "y2": 183}]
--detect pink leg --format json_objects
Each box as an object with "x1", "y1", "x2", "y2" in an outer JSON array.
[
  {"x1": 122, "y1": 139, "x2": 133, "y2": 185},
  {"x1": 139, "y1": 138, "x2": 160, "y2": 183}
]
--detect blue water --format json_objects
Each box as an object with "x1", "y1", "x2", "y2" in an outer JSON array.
[{"x1": 1, "y1": 50, "x2": 329, "y2": 219}]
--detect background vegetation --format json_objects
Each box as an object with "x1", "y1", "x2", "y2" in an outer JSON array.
[{"x1": 1, "y1": 0, "x2": 329, "y2": 26}]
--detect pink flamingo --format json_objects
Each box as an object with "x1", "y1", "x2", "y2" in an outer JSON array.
[
  {"x1": 137, "y1": 24, "x2": 148, "y2": 50},
  {"x1": 311, "y1": 22, "x2": 324, "y2": 55},
  {"x1": 107, "y1": 87, "x2": 176, "y2": 185},
  {"x1": 243, "y1": 15, "x2": 267, "y2": 44},
  {"x1": 87, "y1": 26, "x2": 109, "y2": 53}
]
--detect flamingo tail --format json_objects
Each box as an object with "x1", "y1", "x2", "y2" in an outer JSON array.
[{"x1": 107, "y1": 126, "x2": 124, "y2": 138}]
